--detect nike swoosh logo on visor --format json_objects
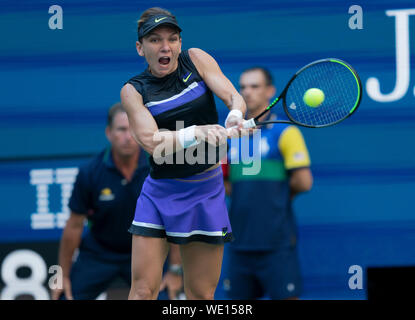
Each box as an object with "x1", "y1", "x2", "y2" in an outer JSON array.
[{"x1": 155, "y1": 17, "x2": 168, "y2": 23}]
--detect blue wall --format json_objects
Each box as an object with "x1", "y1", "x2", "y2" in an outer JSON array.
[{"x1": 1, "y1": 0, "x2": 415, "y2": 299}]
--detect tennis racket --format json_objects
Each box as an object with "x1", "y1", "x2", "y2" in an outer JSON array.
[{"x1": 228, "y1": 58, "x2": 362, "y2": 131}]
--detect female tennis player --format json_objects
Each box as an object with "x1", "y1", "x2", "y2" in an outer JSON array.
[{"x1": 121, "y1": 7, "x2": 246, "y2": 300}]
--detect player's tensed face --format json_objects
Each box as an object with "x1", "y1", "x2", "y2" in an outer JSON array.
[
  {"x1": 136, "y1": 26, "x2": 182, "y2": 78},
  {"x1": 106, "y1": 112, "x2": 138, "y2": 157},
  {"x1": 239, "y1": 70, "x2": 275, "y2": 112}
]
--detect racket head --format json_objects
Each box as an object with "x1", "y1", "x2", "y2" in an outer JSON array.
[{"x1": 280, "y1": 58, "x2": 362, "y2": 128}]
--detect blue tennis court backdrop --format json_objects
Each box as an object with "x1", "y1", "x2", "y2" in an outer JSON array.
[{"x1": 1, "y1": 0, "x2": 414, "y2": 299}]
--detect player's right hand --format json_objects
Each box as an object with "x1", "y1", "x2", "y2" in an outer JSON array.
[{"x1": 51, "y1": 276, "x2": 73, "y2": 300}]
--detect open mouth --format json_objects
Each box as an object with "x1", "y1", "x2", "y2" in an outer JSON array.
[{"x1": 159, "y1": 56, "x2": 170, "y2": 65}]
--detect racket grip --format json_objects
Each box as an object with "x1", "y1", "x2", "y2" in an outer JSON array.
[
  {"x1": 242, "y1": 118, "x2": 256, "y2": 129},
  {"x1": 226, "y1": 118, "x2": 256, "y2": 134}
]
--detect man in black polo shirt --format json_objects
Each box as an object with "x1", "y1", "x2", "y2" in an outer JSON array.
[{"x1": 51, "y1": 103, "x2": 183, "y2": 300}]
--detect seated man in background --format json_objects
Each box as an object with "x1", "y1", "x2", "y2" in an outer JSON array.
[{"x1": 51, "y1": 103, "x2": 182, "y2": 300}]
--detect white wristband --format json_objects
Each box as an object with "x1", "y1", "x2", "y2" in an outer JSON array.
[
  {"x1": 178, "y1": 125, "x2": 199, "y2": 149},
  {"x1": 225, "y1": 109, "x2": 243, "y2": 127}
]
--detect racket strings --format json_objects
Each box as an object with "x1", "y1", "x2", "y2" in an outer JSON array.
[{"x1": 284, "y1": 60, "x2": 360, "y2": 127}]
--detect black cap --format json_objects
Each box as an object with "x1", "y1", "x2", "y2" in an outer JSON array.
[{"x1": 138, "y1": 15, "x2": 182, "y2": 41}]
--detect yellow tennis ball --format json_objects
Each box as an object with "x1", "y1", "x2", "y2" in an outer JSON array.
[{"x1": 303, "y1": 88, "x2": 325, "y2": 107}]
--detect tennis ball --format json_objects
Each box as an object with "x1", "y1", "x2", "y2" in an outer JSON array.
[{"x1": 303, "y1": 88, "x2": 325, "y2": 107}]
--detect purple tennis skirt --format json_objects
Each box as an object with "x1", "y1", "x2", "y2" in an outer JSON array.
[{"x1": 128, "y1": 165, "x2": 233, "y2": 244}]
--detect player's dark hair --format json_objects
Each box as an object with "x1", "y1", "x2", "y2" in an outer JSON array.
[
  {"x1": 242, "y1": 67, "x2": 274, "y2": 86},
  {"x1": 107, "y1": 102, "x2": 126, "y2": 127},
  {"x1": 137, "y1": 7, "x2": 178, "y2": 42}
]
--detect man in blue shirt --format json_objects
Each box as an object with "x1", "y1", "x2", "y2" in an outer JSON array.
[
  {"x1": 51, "y1": 103, "x2": 182, "y2": 300},
  {"x1": 223, "y1": 67, "x2": 313, "y2": 300}
]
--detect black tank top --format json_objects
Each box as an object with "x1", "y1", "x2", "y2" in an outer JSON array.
[{"x1": 126, "y1": 49, "x2": 224, "y2": 179}]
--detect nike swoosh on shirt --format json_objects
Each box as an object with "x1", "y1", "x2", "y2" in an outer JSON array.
[
  {"x1": 183, "y1": 72, "x2": 192, "y2": 82},
  {"x1": 155, "y1": 17, "x2": 168, "y2": 23}
]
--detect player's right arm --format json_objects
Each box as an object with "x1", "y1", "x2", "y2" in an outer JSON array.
[
  {"x1": 120, "y1": 84, "x2": 228, "y2": 157},
  {"x1": 51, "y1": 212, "x2": 85, "y2": 300},
  {"x1": 120, "y1": 84, "x2": 165, "y2": 156}
]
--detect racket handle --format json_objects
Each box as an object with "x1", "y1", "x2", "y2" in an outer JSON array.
[
  {"x1": 242, "y1": 118, "x2": 256, "y2": 129},
  {"x1": 226, "y1": 118, "x2": 256, "y2": 134}
]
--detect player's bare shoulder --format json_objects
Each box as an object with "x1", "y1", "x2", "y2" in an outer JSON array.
[
  {"x1": 188, "y1": 48, "x2": 218, "y2": 77},
  {"x1": 120, "y1": 83, "x2": 140, "y2": 100},
  {"x1": 120, "y1": 83, "x2": 144, "y2": 111},
  {"x1": 188, "y1": 47, "x2": 208, "y2": 60}
]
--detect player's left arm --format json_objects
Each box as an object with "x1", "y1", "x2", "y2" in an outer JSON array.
[
  {"x1": 278, "y1": 126, "x2": 313, "y2": 197},
  {"x1": 188, "y1": 48, "x2": 246, "y2": 130}
]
